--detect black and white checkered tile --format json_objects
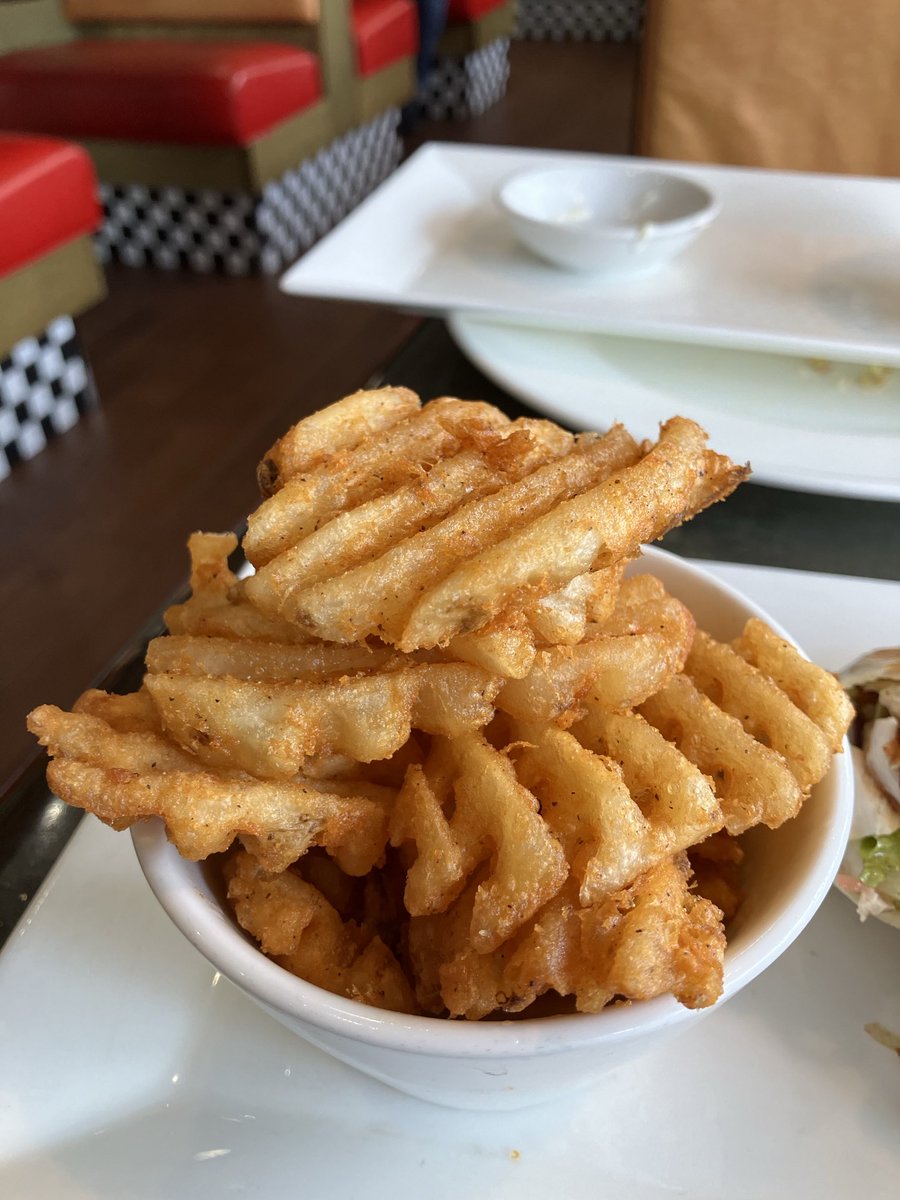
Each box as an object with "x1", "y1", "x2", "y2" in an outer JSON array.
[
  {"x1": 516, "y1": 0, "x2": 644, "y2": 41},
  {"x1": 95, "y1": 110, "x2": 403, "y2": 276},
  {"x1": 0, "y1": 316, "x2": 98, "y2": 481},
  {"x1": 423, "y1": 38, "x2": 511, "y2": 120}
]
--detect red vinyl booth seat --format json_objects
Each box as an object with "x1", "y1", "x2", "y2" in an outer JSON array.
[
  {"x1": 447, "y1": 0, "x2": 509, "y2": 21},
  {"x1": 0, "y1": 40, "x2": 323, "y2": 148},
  {"x1": 0, "y1": 133, "x2": 100, "y2": 277},
  {"x1": 352, "y1": 0, "x2": 418, "y2": 78}
]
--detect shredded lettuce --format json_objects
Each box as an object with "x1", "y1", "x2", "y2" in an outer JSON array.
[{"x1": 859, "y1": 829, "x2": 900, "y2": 904}]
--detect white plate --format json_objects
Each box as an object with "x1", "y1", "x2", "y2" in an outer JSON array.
[
  {"x1": 2, "y1": 562, "x2": 898, "y2": 1199},
  {"x1": 281, "y1": 142, "x2": 900, "y2": 366},
  {"x1": 448, "y1": 313, "x2": 900, "y2": 501}
]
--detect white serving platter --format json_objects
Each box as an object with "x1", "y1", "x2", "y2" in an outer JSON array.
[
  {"x1": 1, "y1": 562, "x2": 898, "y2": 1200},
  {"x1": 281, "y1": 142, "x2": 900, "y2": 366},
  {"x1": 447, "y1": 312, "x2": 900, "y2": 501}
]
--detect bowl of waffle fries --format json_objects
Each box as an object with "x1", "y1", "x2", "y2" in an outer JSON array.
[{"x1": 28, "y1": 388, "x2": 853, "y2": 1110}]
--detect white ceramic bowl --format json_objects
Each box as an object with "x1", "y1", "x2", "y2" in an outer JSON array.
[
  {"x1": 496, "y1": 164, "x2": 719, "y2": 276},
  {"x1": 133, "y1": 547, "x2": 851, "y2": 1111}
]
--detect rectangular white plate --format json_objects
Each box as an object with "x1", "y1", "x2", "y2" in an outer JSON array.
[
  {"x1": 281, "y1": 142, "x2": 900, "y2": 365},
  {"x1": 2, "y1": 562, "x2": 898, "y2": 1200}
]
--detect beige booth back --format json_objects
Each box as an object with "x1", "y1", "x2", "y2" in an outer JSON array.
[{"x1": 637, "y1": 0, "x2": 900, "y2": 176}]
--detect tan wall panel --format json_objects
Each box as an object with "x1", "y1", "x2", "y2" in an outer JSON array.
[{"x1": 638, "y1": 0, "x2": 900, "y2": 176}]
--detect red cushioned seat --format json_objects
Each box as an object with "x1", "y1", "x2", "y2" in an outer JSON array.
[
  {"x1": 352, "y1": 0, "x2": 418, "y2": 78},
  {"x1": 447, "y1": 0, "x2": 509, "y2": 20},
  {"x1": 0, "y1": 40, "x2": 322, "y2": 148},
  {"x1": 0, "y1": 133, "x2": 100, "y2": 277}
]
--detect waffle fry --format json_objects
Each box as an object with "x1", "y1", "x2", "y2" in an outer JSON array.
[
  {"x1": 639, "y1": 621, "x2": 849, "y2": 829},
  {"x1": 256, "y1": 386, "x2": 421, "y2": 497},
  {"x1": 165, "y1": 532, "x2": 312, "y2": 645},
  {"x1": 30, "y1": 387, "x2": 847, "y2": 1024},
  {"x1": 497, "y1": 574, "x2": 695, "y2": 722},
  {"x1": 731, "y1": 618, "x2": 853, "y2": 753},
  {"x1": 248, "y1": 421, "x2": 642, "y2": 644},
  {"x1": 398, "y1": 418, "x2": 747, "y2": 652},
  {"x1": 28, "y1": 706, "x2": 391, "y2": 872},
  {"x1": 224, "y1": 848, "x2": 417, "y2": 1014},
  {"x1": 144, "y1": 663, "x2": 501, "y2": 778},
  {"x1": 685, "y1": 630, "x2": 832, "y2": 792},
  {"x1": 410, "y1": 856, "x2": 725, "y2": 1019},
  {"x1": 390, "y1": 734, "x2": 568, "y2": 950},
  {"x1": 245, "y1": 397, "x2": 518, "y2": 566}
]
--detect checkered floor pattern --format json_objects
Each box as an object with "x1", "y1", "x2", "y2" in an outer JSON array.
[
  {"x1": 95, "y1": 110, "x2": 403, "y2": 276},
  {"x1": 423, "y1": 38, "x2": 511, "y2": 121},
  {"x1": 0, "y1": 317, "x2": 98, "y2": 481},
  {"x1": 516, "y1": 0, "x2": 644, "y2": 40}
]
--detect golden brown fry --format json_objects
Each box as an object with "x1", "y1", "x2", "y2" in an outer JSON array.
[
  {"x1": 510, "y1": 721, "x2": 655, "y2": 903},
  {"x1": 389, "y1": 763, "x2": 468, "y2": 917},
  {"x1": 639, "y1": 673, "x2": 804, "y2": 831},
  {"x1": 287, "y1": 425, "x2": 640, "y2": 646},
  {"x1": 245, "y1": 418, "x2": 573, "y2": 625},
  {"x1": 578, "y1": 855, "x2": 725, "y2": 1011},
  {"x1": 73, "y1": 688, "x2": 162, "y2": 735},
  {"x1": 391, "y1": 734, "x2": 568, "y2": 950},
  {"x1": 732, "y1": 618, "x2": 853, "y2": 753},
  {"x1": 244, "y1": 398, "x2": 513, "y2": 567},
  {"x1": 146, "y1": 634, "x2": 404, "y2": 682},
  {"x1": 572, "y1": 706, "x2": 724, "y2": 855},
  {"x1": 686, "y1": 630, "x2": 832, "y2": 792},
  {"x1": 46, "y1": 757, "x2": 388, "y2": 872},
  {"x1": 399, "y1": 418, "x2": 745, "y2": 651},
  {"x1": 497, "y1": 575, "x2": 695, "y2": 722},
  {"x1": 144, "y1": 663, "x2": 500, "y2": 777},
  {"x1": 224, "y1": 849, "x2": 417, "y2": 1013},
  {"x1": 29, "y1": 704, "x2": 393, "y2": 873},
  {"x1": 414, "y1": 856, "x2": 725, "y2": 1019},
  {"x1": 256, "y1": 386, "x2": 421, "y2": 497}
]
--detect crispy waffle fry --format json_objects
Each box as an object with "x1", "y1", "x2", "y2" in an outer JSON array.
[
  {"x1": 389, "y1": 734, "x2": 568, "y2": 950},
  {"x1": 31, "y1": 388, "x2": 835, "y2": 1023},
  {"x1": 388, "y1": 762, "x2": 468, "y2": 917},
  {"x1": 510, "y1": 721, "x2": 656, "y2": 903},
  {"x1": 685, "y1": 630, "x2": 832, "y2": 792},
  {"x1": 28, "y1": 705, "x2": 391, "y2": 872},
  {"x1": 399, "y1": 418, "x2": 747, "y2": 651},
  {"x1": 497, "y1": 574, "x2": 695, "y2": 722},
  {"x1": 244, "y1": 398, "x2": 517, "y2": 566},
  {"x1": 144, "y1": 663, "x2": 500, "y2": 777},
  {"x1": 224, "y1": 849, "x2": 417, "y2": 1014},
  {"x1": 165, "y1": 531, "x2": 312, "y2": 644},
  {"x1": 639, "y1": 673, "x2": 804, "y2": 831},
  {"x1": 732, "y1": 618, "x2": 853, "y2": 753},
  {"x1": 257, "y1": 386, "x2": 421, "y2": 496},
  {"x1": 246, "y1": 418, "x2": 573, "y2": 619},
  {"x1": 571, "y1": 706, "x2": 724, "y2": 860},
  {"x1": 411, "y1": 856, "x2": 725, "y2": 1019},
  {"x1": 263, "y1": 424, "x2": 641, "y2": 645}
]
